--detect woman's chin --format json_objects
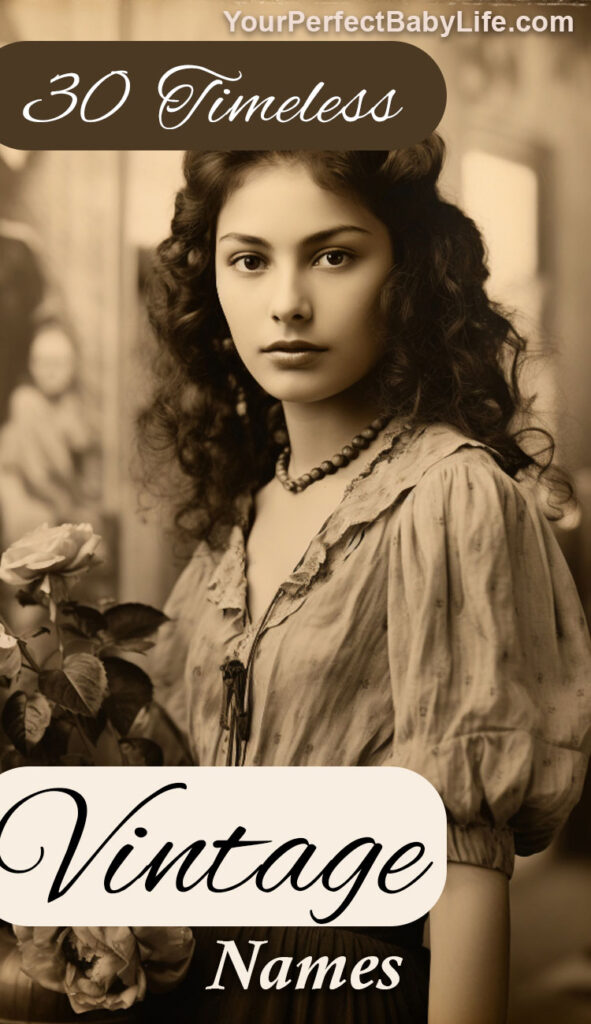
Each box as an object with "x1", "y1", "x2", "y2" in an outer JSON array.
[{"x1": 258, "y1": 376, "x2": 362, "y2": 407}]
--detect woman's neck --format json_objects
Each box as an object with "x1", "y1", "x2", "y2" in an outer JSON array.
[{"x1": 281, "y1": 389, "x2": 386, "y2": 478}]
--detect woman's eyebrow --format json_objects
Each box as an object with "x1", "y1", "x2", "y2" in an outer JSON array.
[
  {"x1": 217, "y1": 225, "x2": 371, "y2": 246},
  {"x1": 218, "y1": 232, "x2": 270, "y2": 246},
  {"x1": 304, "y1": 225, "x2": 371, "y2": 245}
]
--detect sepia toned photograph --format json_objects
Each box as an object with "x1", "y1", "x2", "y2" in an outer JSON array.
[{"x1": 0, "y1": 1, "x2": 590, "y2": 1022}]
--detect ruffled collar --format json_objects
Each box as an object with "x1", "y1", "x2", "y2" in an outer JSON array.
[{"x1": 206, "y1": 421, "x2": 493, "y2": 617}]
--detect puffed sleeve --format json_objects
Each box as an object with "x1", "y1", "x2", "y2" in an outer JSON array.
[{"x1": 387, "y1": 448, "x2": 591, "y2": 877}]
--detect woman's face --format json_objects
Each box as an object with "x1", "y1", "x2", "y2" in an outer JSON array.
[{"x1": 215, "y1": 160, "x2": 393, "y2": 405}]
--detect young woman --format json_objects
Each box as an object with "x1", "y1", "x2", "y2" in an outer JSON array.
[{"x1": 140, "y1": 138, "x2": 591, "y2": 1024}]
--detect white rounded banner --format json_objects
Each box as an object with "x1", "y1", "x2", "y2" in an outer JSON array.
[{"x1": 0, "y1": 767, "x2": 446, "y2": 926}]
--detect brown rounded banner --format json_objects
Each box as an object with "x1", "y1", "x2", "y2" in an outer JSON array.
[{"x1": 0, "y1": 41, "x2": 446, "y2": 150}]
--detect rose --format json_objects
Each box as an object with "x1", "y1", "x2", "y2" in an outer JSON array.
[
  {"x1": 14, "y1": 925, "x2": 195, "y2": 1013},
  {"x1": 0, "y1": 523, "x2": 101, "y2": 585},
  {"x1": 0, "y1": 523, "x2": 101, "y2": 592},
  {"x1": 0, "y1": 624, "x2": 21, "y2": 679},
  {"x1": 61, "y1": 927, "x2": 146, "y2": 1013},
  {"x1": 14, "y1": 926, "x2": 145, "y2": 1013}
]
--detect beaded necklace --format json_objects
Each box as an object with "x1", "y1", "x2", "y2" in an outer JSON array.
[{"x1": 275, "y1": 414, "x2": 391, "y2": 494}]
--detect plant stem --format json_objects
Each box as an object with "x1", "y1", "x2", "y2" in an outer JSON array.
[{"x1": 54, "y1": 608, "x2": 64, "y2": 658}]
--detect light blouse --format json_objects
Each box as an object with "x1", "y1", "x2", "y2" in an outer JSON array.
[{"x1": 152, "y1": 422, "x2": 591, "y2": 879}]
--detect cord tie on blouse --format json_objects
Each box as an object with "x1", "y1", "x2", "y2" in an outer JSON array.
[{"x1": 220, "y1": 657, "x2": 250, "y2": 766}]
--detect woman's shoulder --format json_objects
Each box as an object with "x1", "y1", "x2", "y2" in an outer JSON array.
[
  {"x1": 397, "y1": 422, "x2": 534, "y2": 509},
  {"x1": 384, "y1": 422, "x2": 552, "y2": 552},
  {"x1": 327, "y1": 422, "x2": 535, "y2": 552}
]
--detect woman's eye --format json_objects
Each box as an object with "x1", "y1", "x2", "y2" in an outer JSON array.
[
  {"x1": 231, "y1": 254, "x2": 265, "y2": 272},
  {"x1": 314, "y1": 250, "x2": 353, "y2": 268}
]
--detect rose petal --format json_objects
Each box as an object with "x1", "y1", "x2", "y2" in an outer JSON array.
[
  {"x1": 0, "y1": 523, "x2": 102, "y2": 587},
  {"x1": 14, "y1": 926, "x2": 67, "y2": 993}
]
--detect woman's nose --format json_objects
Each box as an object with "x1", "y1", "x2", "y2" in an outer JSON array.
[{"x1": 270, "y1": 270, "x2": 312, "y2": 324}]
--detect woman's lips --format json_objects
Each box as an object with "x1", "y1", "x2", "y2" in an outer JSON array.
[{"x1": 262, "y1": 341, "x2": 327, "y2": 368}]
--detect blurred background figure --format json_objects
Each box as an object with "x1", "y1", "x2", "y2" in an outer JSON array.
[
  {"x1": 0, "y1": 227, "x2": 102, "y2": 627},
  {"x1": 0, "y1": 321, "x2": 98, "y2": 546}
]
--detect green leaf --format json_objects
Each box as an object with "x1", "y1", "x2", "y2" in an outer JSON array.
[
  {"x1": 77, "y1": 706, "x2": 107, "y2": 746},
  {"x1": 103, "y1": 604, "x2": 169, "y2": 644},
  {"x1": 95, "y1": 722, "x2": 124, "y2": 765},
  {"x1": 63, "y1": 654, "x2": 108, "y2": 714},
  {"x1": 39, "y1": 716, "x2": 74, "y2": 760},
  {"x1": 102, "y1": 657, "x2": 153, "y2": 734},
  {"x1": 120, "y1": 737, "x2": 164, "y2": 766},
  {"x1": 39, "y1": 654, "x2": 108, "y2": 717},
  {"x1": 1, "y1": 691, "x2": 51, "y2": 755},
  {"x1": 60, "y1": 604, "x2": 107, "y2": 638},
  {"x1": 104, "y1": 638, "x2": 156, "y2": 655},
  {"x1": 62, "y1": 635, "x2": 102, "y2": 659},
  {"x1": 39, "y1": 669, "x2": 77, "y2": 712}
]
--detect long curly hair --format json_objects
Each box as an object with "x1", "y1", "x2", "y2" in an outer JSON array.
[{"x1": 139, "y1": 137, "x2": 563, "y2": 548}]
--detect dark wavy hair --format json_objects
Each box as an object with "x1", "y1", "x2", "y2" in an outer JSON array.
[{"x1": 139, "y1": 137, "x2": 564, "y2": 547}]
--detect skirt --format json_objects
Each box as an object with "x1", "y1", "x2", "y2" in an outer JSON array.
[{"x1": 141, "y1": 923, "x2": 430, "y2": 1024}]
